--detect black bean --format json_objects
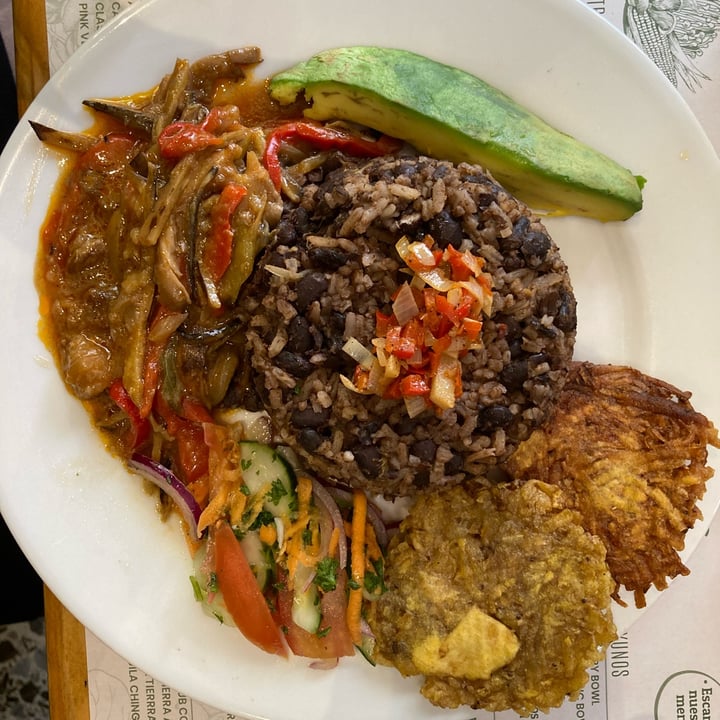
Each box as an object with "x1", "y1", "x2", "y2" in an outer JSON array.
[
  {"x1": 502, "y1": 254, "x2": 524, "y2": 271},
  {"x1": 328, "y1": 311, "x2": 346, "y2": 335},
  {"x1": 555, "y1": 288, "x2": 577, "y2": 333},
  {"x1": 413, "y1": 469, "x2": 431, "y2": 489},
  {"x1": 527, "y1": 352, "x2": 550, "y2": 371},
  {"x1": 477, "y1": 405, "x2": 514, "y2": 431},
  {"x1": 520, "y1": 231, "x2": 551, "y2": 261},
  {"x1": 395, "y1": 161, "x2": 418, "y2": 178},
  {"x1": 353, "y1": 444, "x2": 383, "y2": 479},
  {"x1": 295, "y1": 271, "x2": 328, "y2": 311},
  {"x1": 291, "y1": 406, "x2": 331, "y2": 428},
  {"x1": 474, "y1": 192, "x2": 495, "y2": 208},
  {"x1": 500, "y1": 359, "x2": 529, "y2": 390},
  {"x1": 298, "y1": 428, "x2": 323, "y2": 452},
  {"x1": 308, "y1": 246, "x2": 348, "y2": 271},
  {"x1": 275, "y1": 350, "x2": 315, "y2": 378},
  {"x1": 499, "y1": 217, "x2": 528, "y2": 253},
  {"x1": 395, "y1": 417, "x2": 418, "y2": 435},
  {"x1": 410, "y1": 438, "x2": 436, "y2": 463},
  {"x1": 537, "y1": 289, "x2": 561, "y2": 318},
  {"x1": 357, "y1": 422, "x2": 381, "y2": 446},
  {"x1": 428, "y1": 210, "x2": 464, "y2": 249},
  {"x1": 527, "y1": 316, "x2": 560, "y2": 338},
  {"x1": 368, "y1": 167, "x2": 395, "y2": 184},
  {"x1": 508, "y1": 338, "x2": 524, "y2": 359},
  {"x1": 264, "y1": 250, "x2": 286, "y2": 268},
  {"x1": 286, "y1": 316, "x2": 313, "y2": 354},
  {"x1": 444, "y1": 452, "x2": 464, "y2": 474},
  {"x1": 274, "y1": 220, "x2": 297, "y2": 246}
]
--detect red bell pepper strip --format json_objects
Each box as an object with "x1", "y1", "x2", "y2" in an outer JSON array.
[
  {"x1": 263, "y1": 121, "x2": 403, "y2": 189},
  {"x1": 385, "y1": 325, "x2": 417, "y2": 360},
  {"x1": 158, "y1": 123, "x2": 222, "y2": 159},
  {"x1": 108, "y1": 378, "x2": 151, "y2": 449},
  {"x1": 203, "y1": 183, "x2": 247, "y2": 283},
  {"x1": 157, "y1": 108, "x2": 233, "y2": 159},
  {"x1": 399, "y1": 374, "x2": 431, "y2": 397}
]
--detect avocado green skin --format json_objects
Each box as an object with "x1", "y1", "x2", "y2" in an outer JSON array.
[{"x1": 269, "y1": 46, "x2": 644, "y2": 222}]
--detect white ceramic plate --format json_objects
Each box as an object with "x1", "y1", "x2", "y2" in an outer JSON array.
[{"x1": 1, "y1": 0, "x2": 719, "y2": 717}]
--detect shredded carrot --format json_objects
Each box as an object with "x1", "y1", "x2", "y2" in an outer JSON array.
[
  {"x1": 228, "y1": 487, "x2": 249, "y2": 528},
  {"x1": 364, "y1": 522, "x2": 382, "y2": 563},
  {"x1": 197, "y1": 481, "x2": 231, "y2": 535},
  {"x1": 327, "y1": 525, "x2": 340, "y2": 559},
  {"x1": 258, "y1": 522, "x2": 277, "y2": 546},
  {"x1": 347, "y1": 489, "x2": 367, "y2": 644},
  {"x1": 284, "y1": 475, "x2": 314, "y2": 582},
  {"x1": 187, "y1": 476, "x2": 210, "y2": 508}
]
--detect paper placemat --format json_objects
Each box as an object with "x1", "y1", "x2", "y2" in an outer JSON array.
[{"x1": 41, "y1": 0, "x2": 720, "y2": 717}]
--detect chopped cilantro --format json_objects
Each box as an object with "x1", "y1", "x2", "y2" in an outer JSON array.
[
  {"x1": 315, "y1": 557, "x2": 339, "y2": 592},
  {"x1": 348, "y1": 578, "x2": 361, "y2": 591},
  {"x1": 208, "y1": 572, "x2": 219, "y2": 594},
  {"x1": 316, "y1": 625, "x2": 332, "y2": 638},
  {"x1": 288, "y1": 494, "x2": 299, "y2": 514},
  {"x1": 249, "y1": 510, "x2": 275, "y2": 530},
  {"x1": 364, "y1": 558, "x2": 386, "y2": 594},
  {"x1": 240, "y1": 484, "x2": 251, "y2": 496},
  {"x1": 267, "y1": 477, "x2": 288, "y2": 505},
  {"x1": 189, "y1": 575, "x2": 203, "y2": 602},
  {"x1": 241, "y1": 458, "x2": 253, "y2": 471},
  {"x1": 301, "y1": 526, "x2": 313, "y2": 546}
]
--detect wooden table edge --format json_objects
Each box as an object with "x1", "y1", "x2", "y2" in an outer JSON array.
[
  {"x1": 12, "y1": 0, "x2": 50, "y2": 115},
  {"x1": 44, "y1": 586, "x2": 91, "y2": 720},
  {"x1": 14, "y1": 4, "x2": 91, "y2": 717}
]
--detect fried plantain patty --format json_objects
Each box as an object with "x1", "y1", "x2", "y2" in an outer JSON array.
[
  {"x1": 506, "y1": 361, "x2": 720, "y2": 607},
  {"x1": 369, "y1": 480, "x2": 616, "y2": 716}
]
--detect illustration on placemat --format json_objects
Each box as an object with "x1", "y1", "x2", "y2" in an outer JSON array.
[{"x1": 624, "y1": 0, "x2": 720, "y2": 89}]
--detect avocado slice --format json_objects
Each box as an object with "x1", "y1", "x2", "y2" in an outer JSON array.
[{"x1": 269, "y1": 46, "x2": 644, "y2": 221}]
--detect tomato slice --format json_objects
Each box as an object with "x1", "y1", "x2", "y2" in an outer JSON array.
[
  {"x1": 213, "y1": 521, "x2": 288, "y2": 657},
  {"x1": 275, "y1": 570, "x2": 355, "y2": 659}
]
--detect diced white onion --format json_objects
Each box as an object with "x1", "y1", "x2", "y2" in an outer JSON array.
[
  {"x1": 416, "y1": 267, "x2": 454, "y2": 292},
  {"x1": 340, "y1": 373, "x2": 365, "y2": 394},
  {"x1": 430, "y1": 354, "x2": 459, "y2": 410},
  {"x1": 342, "y1": 337, "x2": 375, "y2": 370},
  {"x1": 409, "y1": 241, "x2": 437, "y2": 267},
  {"x1": 385, "y1": 353, "x2": 401, "y2": 380},
  {"x1": 404, "y1": 395, "x2": 428, "y2": 418},
  {"x1": 458, "y1": 277, "x2": 487, "y2": 303},
  {"x1": 392, "y1": 282, "x2": 420, "y2": 326}
]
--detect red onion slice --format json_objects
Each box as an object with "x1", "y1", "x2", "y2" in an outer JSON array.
[
  {"x1": 129, "y1": 453, "x2": 203, "y2": 539},
  {"x1": 311, "y1": 479, "x2": 348, "y2": 570},
  {"x1": 326, "y1": 486, "x2": 389, "y2": 551}
]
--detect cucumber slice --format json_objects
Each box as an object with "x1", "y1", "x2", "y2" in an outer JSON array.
[
  {"x1": 240, "y1": 530, "x2": 272, "y2": 591},
  {"x1": 291, "y1": 563, "x2": 322, "y2": 634},
  {"x1": 238, "y1": 442, "x2": 297, "y2": 521}
]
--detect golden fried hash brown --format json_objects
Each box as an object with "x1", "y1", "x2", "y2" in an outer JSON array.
[
  {"x1": 369, "y1": 480, "x2": 616, "y2": 716},
  {"x1": 506, "y1": 361, "x2": 720, "y2": 608}
]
